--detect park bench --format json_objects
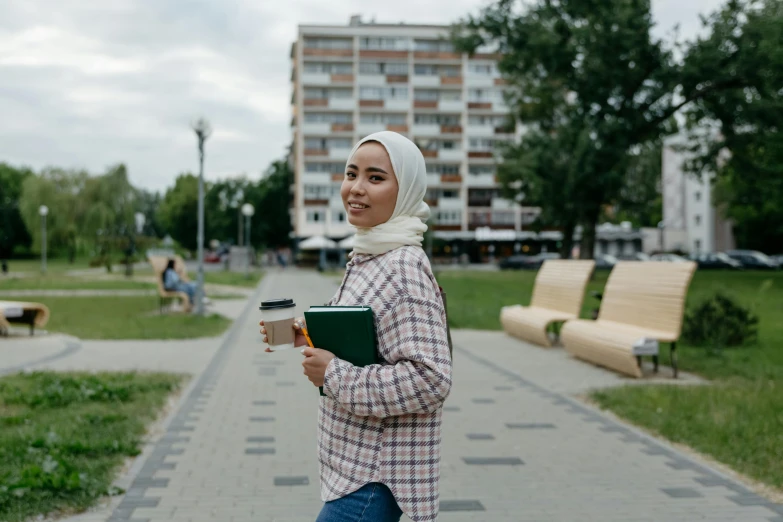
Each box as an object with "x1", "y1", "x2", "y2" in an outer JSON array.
[
  {"x1": 561, "y1": 260, "x2": 697, "y2": 378},
  {"x1": 500, "y1": 259, "x2": 596, "y2": 347},
  {"x1": 0, "y1": 300, "x2": 50, "y2": 336},
  {"x1": 147, "y1": 255, "x2": 192, "y2": 313}
]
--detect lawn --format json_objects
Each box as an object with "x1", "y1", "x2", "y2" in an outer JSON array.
[
  {"x1": 438, "y1": 268, "x2": 783, "y2": 490},
  {"x1": 0, "y1": 371, "x2": 183, "y2": 522},
  {"x1": 0, "y1": 275, "x2": 155, "y2": 292},
  {"x1": 204, "y1": 270, "x2": 263, "y2": 288},
  {"x1": 1, "y1": 295, "x2": 232, "y2": 340}
]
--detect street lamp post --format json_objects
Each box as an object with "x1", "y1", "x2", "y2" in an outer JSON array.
[
  {"x1": 39, "y1": 205, "x2": 48, "y2": 275},
  {"x1": 241, "y1": 203, "x2": 255, "y2": 279},
  {"x1": 191, "y1": 118, "x2": 212, "y2": 315}
]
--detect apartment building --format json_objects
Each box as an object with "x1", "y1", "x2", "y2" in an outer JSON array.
[{"x1": 290, "y1": 15, "x2": 541, "y2": 262}]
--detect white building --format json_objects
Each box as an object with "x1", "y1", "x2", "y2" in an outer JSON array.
[
  {"x1": 289, "y1": 16, "x2": 541, "y2": 261},
  {"x1": 657, "y1": 134, "x2": 735, "y2": 254}
]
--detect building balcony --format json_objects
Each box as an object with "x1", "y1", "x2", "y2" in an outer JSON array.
[
  {"x1": 304, "y1": 198, "x2": 329, "y2": 206},
  {"x1": 412, "y1": 123, "x2": 440, "y2": 135},
  {"x1": 360, "y1": 50, "x2": 408, "y2": 59},
  {"x1": 468, "y1": 151, "x2": 494, "y2": 159},
  {"x1": 304, "y1": 149, "x2": 328, "y2": 157},
  {"x1": 441, "y1": 175, "x2": 463, "y2": 184},
  {"x1": 439, "y1": 149, "x2": 464, "y2": 162},
  {"x1": 441, "y1": 76, "x2": 463, "y2": 86},
  {"x1": 439, "y1": 100, "x2": 464, "y2": 112},
  {"x1": 468, "y1": 126, "x2": 495, "y2": 137},
  {"x1": 412, "y1": 76, "x2": 440, "y2": 87},
  {"x1": 385, "y1": 99, "x2": 410, "y2": 111},
  {"x1": 414, "y1": 100, "x2": 438, "y2": 109},
  {"x1": 468, "y1": 102, "x2": 492, "y2": 110},
  {"x1": 466, "y1": 76, "x2": 495, "y2": 87},
  {"x1": 441, "y1": 125, "x2": 462, "y2": 134},
  {"x1": 420, "y1": 149, "x2": 438, "y2": 158},
  {"x1": 465, "y1": 173, "x2": 496, "y2": 187},
  {"x1": 386, "y1": 75, "x2": 408, "y2": 83},
  {"x1": 329, "y1": 98, "x2": 355, "y2": 110},
  {"x1": 432, "y1": 224, "x2": 463, "y2": 231},
  {"x1": 359, "y1": 99, "x2": 384, "y2": 108},
  {"x1": 358, "y1": 74, "x2": 388, "y2": 86},
  {"x1": 331, "y1": 74, "x2": 354, "y2": 83},
  {"x1": 329, "y1": 147, "x2": 353, "y2": 160},
  {"x1": 494, "y1": 78, "x2": 509, "y2": 86},
  {"x1": 331, "y1": 173, "x2": 344, "y2": 182},
  {"x1": 301, "y1": 73, "x2": 331, "y2": 86},
  {"x1": 331, "y1": 123, "x2": 354, "y2": 132},
  {"x1": 386, "y1": 124, "x2": 409, "y2": 133},
  {"x1": 304, "y1": 98, "x2": 328, "y2": 107},
  {"x1": 438, "y1": 197, "x2": 463, "y2": 209},
  {"x1": 303, "y1": 48, "x2": 354, "y2": 58},
  {"x1": 358, "y1": 122, "x2": 386, "y2": 135},
  {"x1": 413, "y1": 51, "x2": 461, "y2": 60},
  {"x1": 302, "y1": 122, "x2": 331, "y2": 134}
]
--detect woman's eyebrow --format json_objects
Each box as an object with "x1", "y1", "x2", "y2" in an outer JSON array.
[
  {"x1": 366, "y1": 166, "x2": 388, "y2": 174},
  {"x1": 347, "y1": 163, "x2": 358, "y2": 170}
]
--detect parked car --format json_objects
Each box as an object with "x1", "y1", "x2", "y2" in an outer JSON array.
[
  {"x1": 594, "y1": 254, "x2": 618, "y2": 270},
  {"x1": 498, "y1": 252, "x2": 560, "y2": 270},
  {"x1": 725, "y1": 250, "x2": 780, "y2": 270},
  {"x1": 689, "y1": 252, "x2": 742, "y2": 270},
  {"x1": 617, "y1": 252, "x2": 651, "y2": 262},
  {"x1": 650, "y1": 253, "x2": 689, "y2": 263}
]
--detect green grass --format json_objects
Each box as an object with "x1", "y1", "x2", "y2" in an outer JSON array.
[
  {"x1": 0, "y1": 276, "x2": 155, "y2": 292},
  {"x1": 438, "y1": 268, "x2": 783, "y2": 490},
  {"x1": 0, "y1": 371, "x2": 183, "y2": 522},
  {"x1": 1, "y1": 295, "x2": 231, "y2": 340},
  {"x1": 203, "y1": 270, "x2": 263, "y2": 288}
]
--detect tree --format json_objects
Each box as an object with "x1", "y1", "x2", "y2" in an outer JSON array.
[
  {"x1": 0, "y1": 163, "x2": 33, "y2": 259},
  {"x1": 609, "y1": 140, "x2": 664, "y2": 228},
  {"x1": 254, "y1": 159, "x2": 293, "y2": 249},
  {"x1": 18, "y1": 167, "x2": 88, "y2": 259},
  {"x1": 682, "y1": 0, "x2": 783, "y2": 253},
  {"x1": 452, "y1": 0, "x2": 742, "y2": 258},
  {"x1": 157, "y1": 174, "x2": 200, "y2": 251},
  {"x1": 204, "y1": 176, "x2": 252, "y2": 246}
]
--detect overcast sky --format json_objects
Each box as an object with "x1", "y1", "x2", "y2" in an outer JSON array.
[{"x1": 0, "y1": 0, "x2": 726, "y2": 193}]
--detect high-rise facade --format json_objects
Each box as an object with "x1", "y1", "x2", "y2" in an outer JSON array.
[{"x1": 290, "y1": 16, "x2": 541, "y2": 260}]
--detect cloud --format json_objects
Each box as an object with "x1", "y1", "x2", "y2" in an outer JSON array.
[{"x1": 0, "y1": 0, "x2": 726, "y2": 192}]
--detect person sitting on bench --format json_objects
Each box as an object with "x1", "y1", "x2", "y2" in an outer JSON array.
[{"x1": 162, "y1": 259, "x2": 208, "y2": 306}]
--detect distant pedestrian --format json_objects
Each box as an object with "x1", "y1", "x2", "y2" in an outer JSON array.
[
  {"x1": 260, "y1": 131, "x2": 452, "y2": 521},
  {"x1": 162, "y1": 259, "x2": 208, "y2": 307}
]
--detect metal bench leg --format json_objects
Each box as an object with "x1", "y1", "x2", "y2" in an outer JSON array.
[
  {"x1": 670, "y1": 342, "x2": 678, "y2": 378},
  {"x1": 652, "y1": 355, "x2": 659, "y2": 373}
]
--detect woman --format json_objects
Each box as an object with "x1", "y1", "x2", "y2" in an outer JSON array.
[
  {"x1": 260, "y1": 131, "x2": 452, "y2": 522},
  {"x1": 162, "y1": 259, "x2": 205, "y2": 306}
]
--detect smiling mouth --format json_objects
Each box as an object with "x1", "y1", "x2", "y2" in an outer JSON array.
[{"x1": 349, "y1": 203, "x2": 369, "y2": 209}]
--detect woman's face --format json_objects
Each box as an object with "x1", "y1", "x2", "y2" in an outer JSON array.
[{"x1": 341, "y1": 141, "x2": 399, "y2": 228}]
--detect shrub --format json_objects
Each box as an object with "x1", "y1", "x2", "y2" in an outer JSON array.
[{"x1": 682, "y1": 292, "x2": 759, "y2": 351}]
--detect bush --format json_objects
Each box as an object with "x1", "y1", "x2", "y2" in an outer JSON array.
[{"x1": 682, "y1": 292, "x2": 759, "y2": 351}]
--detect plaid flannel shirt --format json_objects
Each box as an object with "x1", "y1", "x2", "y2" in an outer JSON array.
[{"x1": 319, "y1": 246, "x2": 453, "y2": 521}]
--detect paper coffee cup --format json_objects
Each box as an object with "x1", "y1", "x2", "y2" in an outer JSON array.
[{"x1": 260, "y1": 298, "x2": 296, "y2": 351}]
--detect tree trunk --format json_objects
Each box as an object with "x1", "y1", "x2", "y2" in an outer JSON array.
[
  {"x1": 559, "y1": 220, "x2": 576, "y2": 259},
  {"x1": 579, "y1": 208, "x2": 601, "y2": 260}
]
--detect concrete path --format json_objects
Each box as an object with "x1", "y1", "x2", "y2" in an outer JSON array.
[{"x1": 3, "y1": 268, "x2": 778, "y2": 522}]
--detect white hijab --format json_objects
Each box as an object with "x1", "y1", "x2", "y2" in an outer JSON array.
[{"x1": 347, "y1": 131, "x2": 430, "y2": 256}]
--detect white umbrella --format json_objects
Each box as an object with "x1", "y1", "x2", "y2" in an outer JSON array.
[
  {"x1": 337, "y1": 235, "x2": 355, "y2": 249},
  {"x1": 298, "y1": 235, "x2": 338, "y2": 250}
]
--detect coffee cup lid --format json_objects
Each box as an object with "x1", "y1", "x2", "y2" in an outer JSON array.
[{"x1": 260, "y1": 298, "x2": 295, "y2": 310}]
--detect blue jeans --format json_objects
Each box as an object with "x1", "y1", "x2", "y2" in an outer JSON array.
[
  {"x1": 316, "y1": 483, "x2": 402, "y2": 522},
  {"x1": 173, "y1": 282, "x2": 197, "y2": 305}
]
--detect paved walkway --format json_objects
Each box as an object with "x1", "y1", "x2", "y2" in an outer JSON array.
[{"x1": 2, "y1": 269, "x2": 779, "y2": 521}]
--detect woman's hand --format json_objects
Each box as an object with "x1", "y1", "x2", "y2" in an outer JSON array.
[
  {"x1": 259, "y1": 317, "x2": 308, "y2": 353},
  {"x1": 301, "y1": 347, "x2": 336, "y2": 387}
]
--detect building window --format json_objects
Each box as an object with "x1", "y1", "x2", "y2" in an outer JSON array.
[
  {"x1": 304, "y1": 138, "x2": 352, "y2": 149},
  {"x1": 694, "y1": 191, "x2": 702, "y2": 202},
  {"x1": 428, "y1": 164, "x2": 460, "y2": 175},
  {"x1": 303, "y1": 38, "x2": 353, "y2": 50},
  {"x1": 467, "y1": 63, "x2": 497, "y2": 76},
  {"x1": 303, "y1": 62, "x2": 353, "y2": 74},
  {"x1": 469, "y1": 165, "x2": 495, "y2": 175},
  {"x1": 335, "y1": 211, "x2": 346, "y2": 223},
  {"x1": 468, "y1": 115, "x2": 507, "y2": 126},
  {"x1": 359, "y1": 61, "x2": 408, "y2": 75},
  {"x1": 304, "y1": 112, "x2": 352, "y2": 123},
  {"x1": 695, "y1": 214, "x2": 702, "y2": 226},
  {"x1": 306, "y1": 210, "x2": 325, "y2": 223},
  {"x1": 414, "y1": 40, "x2": 455, "y2": 53},
  {"x1": 414, "y1": 113, "x2": 460, "y2": 125},
  {"x1": 360, "y1": 37, "x2": 409, "y2": 51},
  {"x1": 304, "y1": 88, "x2": 352, "y2": 99},
  {"x1": 360, "y1": 113, "x2": 406, "y2": 124},
  {"x1": 694, "y1": 239, "x2": 702, "y2": 252},
  {"x1": 359, "y1": 86, "x2": 408, "y2": 100},
  {"x1": 305, "y1": 162, "x2": 344, "y2": 173},
  {"x1": 416, "y1": 139, "x2": 460, "y2": 151},
  {"x1": 435, "y1": 210, "x2": 461, "y2": 225}
]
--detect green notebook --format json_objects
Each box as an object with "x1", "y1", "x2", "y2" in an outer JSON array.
[{"x1": 304, "y1": 305, "x2": 379, "y2": 396}]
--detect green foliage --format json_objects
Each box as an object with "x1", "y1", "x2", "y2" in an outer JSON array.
[
  {"x1": 682, "y1": 0, "x2": 783, "y2": 253},
  {"x1": 255, "y1": 159, "x2": 294, "y2": 249},
  {"x1": 683, "y1": 292, "x2": 760, "y2": 351},
  {"x1": 156, "y1": 173, "x2": 199, "y2": 251},
  {"x1": 0, "y1": 163, "x2": 34, "y2": 258},
  {"x1": 0, "y1": 372, "x2": 182, "y2": 521}
]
